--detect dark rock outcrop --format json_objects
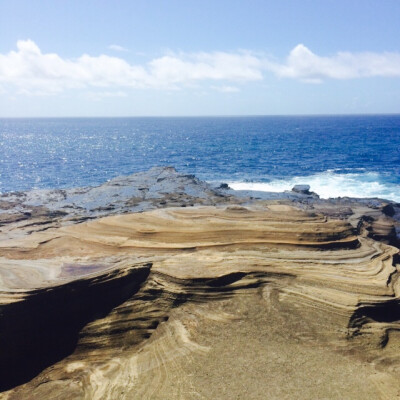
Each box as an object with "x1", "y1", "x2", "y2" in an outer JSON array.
[{"x1": 292, "y1": 184, "x2": 311, "y2": 194}]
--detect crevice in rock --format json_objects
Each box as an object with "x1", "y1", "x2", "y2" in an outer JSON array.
[{"x1": 0, "y1": 263, "x2": 151, "y2": 391}]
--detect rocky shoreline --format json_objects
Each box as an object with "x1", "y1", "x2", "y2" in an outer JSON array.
[
  {"x1": 1, "y1": 166, "x2": 399, "y2": 246},
  {"x1": 0, "y1": 167, "x2": 399, "y2": 399}
]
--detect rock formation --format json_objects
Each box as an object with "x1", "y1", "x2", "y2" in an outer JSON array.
[{"x1": 0, "y1": 168, "x2": 399, "y2": 399}]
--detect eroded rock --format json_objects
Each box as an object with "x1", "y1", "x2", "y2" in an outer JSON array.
[
  {"x1": 0, "y1": 205, "x2": 399, "y2": 399},
  {"x1": 1, "y1": 168, "x2": 400, "y2": 399}
]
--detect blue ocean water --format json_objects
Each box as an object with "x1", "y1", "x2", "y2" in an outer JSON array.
[{"x1": 0, "y1": 115, "x2": 399, "y2": 201}]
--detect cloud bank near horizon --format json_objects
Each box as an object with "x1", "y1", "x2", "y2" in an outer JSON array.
[{"x1": 1, "y1": 40, "x2": 400, "y2": 96}]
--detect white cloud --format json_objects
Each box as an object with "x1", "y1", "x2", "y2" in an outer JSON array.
[
  {"x1": 0, "y1": 40, "x2": 263, "y2": 95},
  {"x1": 108, "y1": 44, "x2": 129, "y2": 52},
  {"x1": 1, "y1": 40, "x2": 400, "y2": 96},
  {"x1": 267, "y1": 44, "x2": 400, "y2": 82},
  {"x1": 147, "y1": 52, "x2": 262, "y2": 88}
]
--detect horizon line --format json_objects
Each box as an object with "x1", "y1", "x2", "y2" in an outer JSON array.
[{"x1": 1, "y1": 112, "x2": 400, "y2": 119}]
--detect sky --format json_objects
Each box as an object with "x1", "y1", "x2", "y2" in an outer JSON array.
[{"x1": 0, "y1": 0, "x2": 400, "y2": 117}]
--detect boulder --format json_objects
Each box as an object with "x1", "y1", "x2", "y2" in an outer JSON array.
[{"x1": 292, "y1": 184, "x2": 311, "y2": 194}]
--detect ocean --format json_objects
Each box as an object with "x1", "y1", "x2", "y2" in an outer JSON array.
[{"x1": 0, "y1": 115, "x2": 399, "y2": 201}]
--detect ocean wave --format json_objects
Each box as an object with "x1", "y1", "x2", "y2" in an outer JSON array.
[{"x1": 228, "y1": 171, "x2": 400, "y2": 202}]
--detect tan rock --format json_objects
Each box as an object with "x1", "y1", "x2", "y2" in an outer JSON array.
[{"x1": 0, "y1": 206, "x2": 399, "y2": 399}]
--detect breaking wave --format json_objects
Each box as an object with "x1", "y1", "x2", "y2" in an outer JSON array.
[{"x1": 229, "y1": 171, "x2": 400, "y2": 202}]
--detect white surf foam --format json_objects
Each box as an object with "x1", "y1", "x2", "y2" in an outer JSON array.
[{"x1": 228, "y1": 171, "x2": 400, "y2": 202}]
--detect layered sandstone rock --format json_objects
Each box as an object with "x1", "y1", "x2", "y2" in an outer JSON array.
[{"x1": 0, "y1": 204, "x2": 399, "y2": 399}]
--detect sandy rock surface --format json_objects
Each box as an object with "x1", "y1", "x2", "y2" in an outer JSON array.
[{"x1": 0, "y1": 168, "x2": 399, "y2": 399}]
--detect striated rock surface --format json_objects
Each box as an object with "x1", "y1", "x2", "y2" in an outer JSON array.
[
  {"x1": 0, "y1": 167, "x2": 251, "y2": 250},
  {"x1": 0, "y1": 202, "x2": 400, "y2": 399},
  {"x1": 1, "y1": 167, "x2": 400, "y2": 399}
]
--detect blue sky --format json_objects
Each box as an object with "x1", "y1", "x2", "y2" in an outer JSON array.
[{"x1": 0, "y1": 0, "x2": 400, "y2": 116}]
